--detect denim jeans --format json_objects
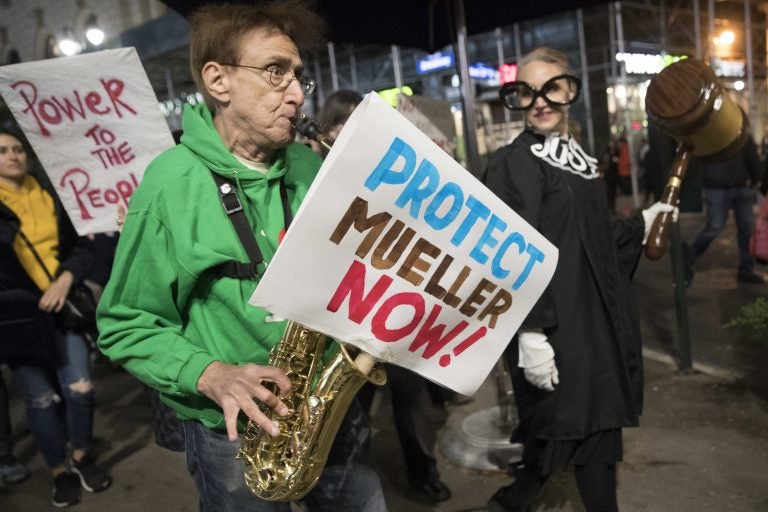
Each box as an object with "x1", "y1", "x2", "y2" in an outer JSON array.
[
  {"x1": 0, "y1": 370, "x2": 11, "y2": 457},
  {"x1": 691, "y1": 186, "x2": 756, "y2": 275},
  {"x1": 9, "y1": 330, "x2": 94, "y2": 468},
  {"x1": 182, "y1": 400, "x2": 388, "y2": 512}
]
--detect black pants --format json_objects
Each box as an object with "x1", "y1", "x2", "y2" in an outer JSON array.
[
  {"x1": 493, "y1": 459, "x2": 618, "y2": 512},
  {"x1": 358, "y1": 365, "x2": 440, "y2": 487}
]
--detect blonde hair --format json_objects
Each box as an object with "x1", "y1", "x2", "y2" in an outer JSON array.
[
  {"x1": 518, "y1": 47, "x2": 573, "y2": 76},
  {"x1": 189, "y1": 1, "x2": 326, "y2": 110}
]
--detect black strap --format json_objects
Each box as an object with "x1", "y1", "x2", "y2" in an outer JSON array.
[
  {"x1": 17, "y1": 229, "x2": 56, "y2": 282},
  {"x1": 211, "y1": 173, "x2": 263, "y2": 265},
  {"x1": 210, "y1": 172, "x2": 292, "y2": 279},
  {"x1": 280, "y1": 177, "x2": 292, "y2": 227}
]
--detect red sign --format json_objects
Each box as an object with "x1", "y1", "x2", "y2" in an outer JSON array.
[{"x1": 499, "y1": 63, "x2": 518, "y2": 84}]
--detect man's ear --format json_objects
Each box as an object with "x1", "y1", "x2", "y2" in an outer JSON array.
[{"x1": 202, "y1": 62, "x2": 230, "y2": 103}]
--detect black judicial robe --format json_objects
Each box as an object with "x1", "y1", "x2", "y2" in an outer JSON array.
[{"x1": 484, "y1": 130, "x2": 645, "y2": 442}]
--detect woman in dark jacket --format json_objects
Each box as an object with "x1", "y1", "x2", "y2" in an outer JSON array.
[
  {"x1": 0, "y1": 127, "x2": 111, "y2": 507},
  {"x1": 483, "y1": 49, "x2": 674, "y2": 512}
]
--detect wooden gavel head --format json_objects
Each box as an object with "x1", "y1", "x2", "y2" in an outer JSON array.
[
  {"x1": 642, "y1": 58, "x2": 749, "y2": 260},
  {"x1": 645, "y1": 57, "x2": 748, "y2": 160}
]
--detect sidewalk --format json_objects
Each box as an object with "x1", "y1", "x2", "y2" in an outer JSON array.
[{"x1": 2, "y1": 204, "x2": 768, "y2": 512}]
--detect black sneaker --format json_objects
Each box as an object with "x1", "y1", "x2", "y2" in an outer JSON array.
[
  {"x1": 71, "y1": 455, "x2": 111, "y2": 492},
  {"x1": 487, "y1": 485, "x2": 531, "y2": 512},
  {"x1": 0, "y1": 453, "x2": 29, "y2": 483},
  {"x1": 412, "y1": 479, "x2": 452, "y2": 503},
  {"x1": 52, "y1": 471, "x2": 81, "y2": 508},
  {"x1": 737, "y1": 272, "x2": 766, "y2": 284}
]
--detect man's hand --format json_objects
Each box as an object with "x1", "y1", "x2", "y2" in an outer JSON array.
[
  {"x1": 196, "y1": 361, "x2": 292, "y2": 441},
  {"x1": 518, "y1": 331, "x2": 559, "y2": 392},
  {"x1": 39, "y1": 270, "x2": 74, "y2": 313}
]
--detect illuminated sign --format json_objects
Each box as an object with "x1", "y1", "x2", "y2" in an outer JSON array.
[
  {"x1": 498, "y1": 63, "x2": 518, "y2": 84},
  {"x1": 417, "y1": 51, "x2": 454, "y2": 74},
  {"x1": 712, "y1": 57, "x2": 745, "y2": 77},
  {"x1": 469, "y1": 63, "x2": 499, "y2": 84},
  {"x1": 615, "y1": 52, "x2": 686, "y2": 74}
]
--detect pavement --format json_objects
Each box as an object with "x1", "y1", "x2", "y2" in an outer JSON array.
[{"x1": 2, "y1": 195, "x2": 768, "y2": 512}]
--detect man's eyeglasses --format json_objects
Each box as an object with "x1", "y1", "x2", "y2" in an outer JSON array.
[
  {"x1": 500, "y1": 75, "x2": 581, "y2": 111},
  {"x1": 220, "y1": 63, "x2": 316, "y2": 94}
]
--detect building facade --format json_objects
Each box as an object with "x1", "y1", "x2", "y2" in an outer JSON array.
[{"x1": 2, "y1": 0, "x2": 767, "y2": 186}]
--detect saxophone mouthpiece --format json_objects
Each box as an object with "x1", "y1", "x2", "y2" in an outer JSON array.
[{"x1": 293, "y1": 114, "x2": 332, "y2": 151}]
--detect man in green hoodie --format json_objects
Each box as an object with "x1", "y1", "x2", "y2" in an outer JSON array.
[{"x1": 97, "y1": 2, "x2": 387, "y2": 511}]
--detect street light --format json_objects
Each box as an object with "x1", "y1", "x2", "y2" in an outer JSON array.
[
  {"x1": 58, "y1": 26, "x2": 81, "y2": 56},
  {"x1": 713, "y1": 29, "x2": 735, "y2": 47},
  {"x1": 84, "y1": 13, "x2": 104, "y2": 47}
]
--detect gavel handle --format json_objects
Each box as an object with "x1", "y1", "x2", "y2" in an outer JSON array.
[{"x1": 644, "y1": 144, "x2": 693, "y2": 260}]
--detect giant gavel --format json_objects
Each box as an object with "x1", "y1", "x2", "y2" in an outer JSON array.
[{"x1": 644, "y1": 58, "x2": 749, "y2": 260}]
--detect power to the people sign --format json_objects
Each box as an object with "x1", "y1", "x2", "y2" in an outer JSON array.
[
  {"x1": 251, "y1": 93, "x2": 558, "y2": 395},
  {"x1": 0, "y1": 47, "x2": 174, "y2": 235}
]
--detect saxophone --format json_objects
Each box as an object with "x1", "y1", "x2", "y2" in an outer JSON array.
[{"x1": 237, "y1": 116, "x2": 387, "y2": 501}]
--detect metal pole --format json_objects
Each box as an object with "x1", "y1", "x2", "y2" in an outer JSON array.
[
  {"x1": 349, "y1": 45, "x2": 358, "y2": 91},
  {"x1": 614, "y1": 1, "x2": 641, "y2": 208},
  {"x1": 164, "y1": 66, "x2": 175, "y2": 101},
  {"x1": 577, "y1": 9, "x2": 595, "y2": 155},
  {"x1": 328, "y1": 42, "x2": 339, "y2": 91},
  {"x1": 513, "y1": 23, "x2": 522, "y2": 61},
  {"x1": 670, "y1": 222, "x2": 693, "y2": 372},
  {"x1": 391, "y1": 44, "x2": 403, "y2": 89},
  {"x1": 660, "y1": 0, "x2": 667, "y2": 56},
  {"x1": 745, "y1": 0, "x2": 755, "y2": 127},
  {"x1": 495, "y1": 27, "x2": 512, "y2": 143},
  {"x1": 694, "y1": 0, "x2": 702, "y2": 59},
  {"x1": 453, "y1": 0, "x2": 481, "y2": 175},
  {"x1": 313, "y1": 54, "x2": 325, "y2": 108},
  {"x1": 164, "y1": 66, "x2": 179, "y2": 130},
  {"x1": 608, "y1": 3, "x2": 617, "y2": 80},
  {"x1": 708, "y1": 0, "x2": 715, "y2": 64}
]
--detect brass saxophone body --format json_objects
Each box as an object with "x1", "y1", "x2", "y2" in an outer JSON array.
[{"x1": 238, "y1": 116, "x2": 386, "y2": 501}]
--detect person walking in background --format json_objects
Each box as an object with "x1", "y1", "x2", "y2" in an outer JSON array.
[
  {"x1": 616, "y1": 134, "x2": 632, "y2": 196},
  {"x1": 97, "y1": 3, "x2": 387, "y2": 511},
  {"x1": 690, "y1": 133, "x2": 765, "y2": 284},
  {"x1": 484, "y1": 47, "x2": 675, "y2": 512},
  {"x1": 0, "y1": 127, "x2": 111, "y2": 507}
]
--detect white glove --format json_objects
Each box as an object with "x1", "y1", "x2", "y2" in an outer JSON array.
[
  {"x1": 642, "y1": 201, "x2": 679, "y2": 244},
  {"x1": 518, "y1": 331, "x2": 559, "y2": 392}
]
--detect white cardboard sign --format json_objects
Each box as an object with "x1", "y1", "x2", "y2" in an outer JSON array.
[
  {"x1": 251, "y1": 93, "x2": 558, "y2": 395},
  {"x1": 0, "y1": 47, "x2": 174, "y2": 235}
]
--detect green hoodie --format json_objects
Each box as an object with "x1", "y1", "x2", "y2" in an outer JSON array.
[{"x1": 97, "y1": 103, "x2": 322, "y2": 429}]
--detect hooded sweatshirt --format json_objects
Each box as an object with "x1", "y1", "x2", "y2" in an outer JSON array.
[{"x1": 97, "y1": 103, "x2": 322, "y2": 429}]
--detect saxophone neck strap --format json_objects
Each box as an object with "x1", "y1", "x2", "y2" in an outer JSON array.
[{"x1": 210, "y1": 171, "x2": 292, "y2": 279}]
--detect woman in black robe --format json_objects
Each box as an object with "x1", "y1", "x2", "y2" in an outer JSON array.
[{"x1": 483, "y1": 48, "x2": 674, "y2": 512}]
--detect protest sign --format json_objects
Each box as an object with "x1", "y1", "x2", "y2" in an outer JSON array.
[
  {"x1": 251, "y1": 93, "x2": 558, "y2": 395},
  {"x1": 0, "y1": 47, "x2": 174, "y2": 235},
  {"x1": 396, "y1": 94, "x2": 456, "y2": 157}
]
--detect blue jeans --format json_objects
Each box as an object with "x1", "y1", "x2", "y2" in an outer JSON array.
[
  {"x1": 0, "y1": 370, "x2": 12, "y2": 457},
  {"x1": 182, "y1": 400, "x2": 388, "y2": 512},
  {"x1": 9, "y1": 330, "x2": 94, "y2": 468},
  {"x1": 691, "y1": 186, "x2": 756, "y2": 275}
]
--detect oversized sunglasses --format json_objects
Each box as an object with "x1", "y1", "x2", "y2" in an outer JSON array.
[{"x1": 500, "y1": 74, "x2": 581, "y2": 111}]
